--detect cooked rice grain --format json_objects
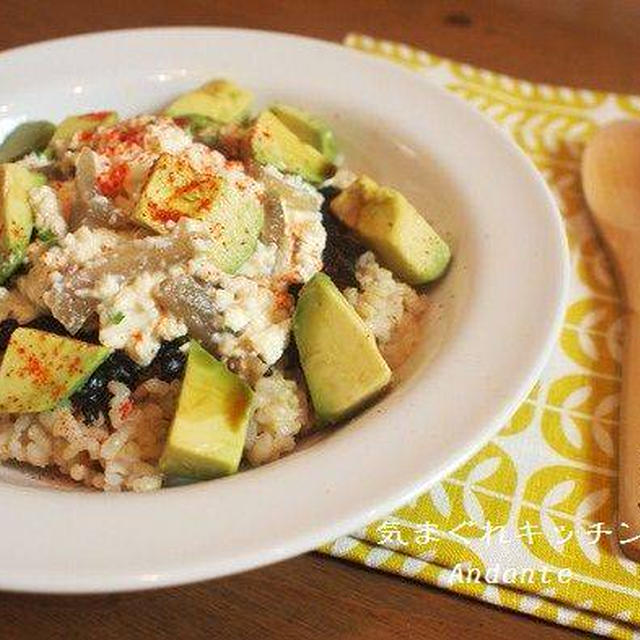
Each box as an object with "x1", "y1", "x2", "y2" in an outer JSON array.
[
  {"x1": 344, "y1": 252, "x2": 424, "y2": 345},
  {"x1": 0, "y1": 378, "x2": 179, "y2": 492},
  {"x1": 245, "y1": 370, "x2": 310, "y2": 466}
]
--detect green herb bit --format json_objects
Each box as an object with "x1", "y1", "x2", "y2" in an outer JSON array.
[{"x1": 37, "y1": 228, "x2": 58, "y2": 245}]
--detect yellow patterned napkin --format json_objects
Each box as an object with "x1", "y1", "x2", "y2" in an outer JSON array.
[{"x1": 320, "y1": 34, "x2": 640, "y2": 638}]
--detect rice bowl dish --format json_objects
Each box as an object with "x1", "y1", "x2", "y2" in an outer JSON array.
[{"x1": 0, "y1": 79, "x2": 451, "y2": 492}]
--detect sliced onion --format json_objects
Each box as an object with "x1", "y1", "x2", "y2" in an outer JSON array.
[
  {"x1": 46, "y1": 227, "x2": 196, "y2": 333},
  {"x1": 154, "y1": 274, "x2": 223, "y2": 352},
  {"x1": 73, "y1": 148, "x2": 129, "y2": 230}
]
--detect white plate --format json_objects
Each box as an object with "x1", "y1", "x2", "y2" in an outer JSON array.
[{"x1": 0, "y1": 27, "x2": 568, "y2": 593}]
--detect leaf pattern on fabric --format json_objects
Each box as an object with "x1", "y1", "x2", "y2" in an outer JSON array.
[{"x1": 320, "y1": 34, "x2": 640, "y2": 639}]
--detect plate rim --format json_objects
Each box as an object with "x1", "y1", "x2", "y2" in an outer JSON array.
[{"x1": 0, "y1": 26, "x2": 569, "y2": 593}]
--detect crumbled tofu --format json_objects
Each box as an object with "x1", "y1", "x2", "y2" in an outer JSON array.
[
  {"x1": 187, "y1": 257, "x2": 293, "y2": 382},
  {"x1": 279, "y1": 203, "x2": 327, "y2": 282},
  {"x1": 28, "y1": 185, "x2": 68, "y2": 239},
  {"x1": 95, "y1": 272, "x2": 186, "y2": 365},
  {"x1": 58, "y1": 225, "x2": 122, "y2": 265},
  {"x1": 16, "y1": 226, "x2": 122, "y2": 310},
  {"x1": 143, "y1": 120, "x2": 192, "y2": 155},
  {"x1": 258, "y1": 167, "x2": 326, "y2": 284},
  {"x1": 237, "y1": 241, "x2": 278, "y2": 279},
  {"x1": 18, "y1": 152, "x2": 52, "y2": 170}
]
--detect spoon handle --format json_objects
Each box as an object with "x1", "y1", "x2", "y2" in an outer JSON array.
[
  {"x1": 618, "y1": 311, "x2": 640, "y2": 560},
  {"x1": 601, "y1": 223, "x2": 640, "y2": 559}
]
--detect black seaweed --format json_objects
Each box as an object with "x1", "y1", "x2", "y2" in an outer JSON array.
[
  {"x1": 70, "y1": 351, "x2": 141, "y2": 422},
  {"x1": 148, "y1": 338, "x2": 188, "y2": 382},
  {"x1": 319, "y1": 186, "x2": 366, "y2": 289},
  {"x1": 0, "y1": 318, "x2": 18, "y2": 351}
]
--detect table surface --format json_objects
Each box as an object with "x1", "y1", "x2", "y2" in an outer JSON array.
[{"x1": 1, "y1": 1, "x2": 637, "y2": 638}]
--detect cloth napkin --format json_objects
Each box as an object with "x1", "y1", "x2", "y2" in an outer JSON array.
[{"x1": 320, "y1": 33, "x2": 640, "y2": 639}]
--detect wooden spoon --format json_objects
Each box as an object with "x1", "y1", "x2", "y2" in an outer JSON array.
[{"x1": 582, "y1": 120, "x2": 640, "y2": 561}]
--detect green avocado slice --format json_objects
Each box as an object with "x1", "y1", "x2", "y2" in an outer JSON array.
[
  {"x1": 0, "y1": 328, "x2": 111, "y2": 413},
  {"x1": 0, "y1": 163, "x2": 45, "y2": 284},
  {"x1": 159, "y1": 340, "x2": 254, "y2": 479},
  {"x1": 270, "y1": 104, "x2": 338, "y2": 162},
  {"x1": 49, "y1": 111, "x2": 118, "y2": 148},
  {"x1": 0, "y1": 121, "x2": 56, "y2": 163},
  {"x1": 246, "y1": 111, "x2": 335, "y2": 185},
  {"x1": 293, "y1": 273, "x2": 391, "y2": 425},
  {"x1": 165, "y1": 79, "x2": 253, "y2": 125},
  {"x1": 330, "y1": 176, "x2": 451, "y2": 285},
  {"x1": 133, "y1": 153, "x2": 264, "y2": 273}
]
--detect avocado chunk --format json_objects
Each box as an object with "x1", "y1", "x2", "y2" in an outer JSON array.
[
  {"x1": 330, "y1": 176, "x2": 451, "y2": 285},
  {"x1": 0, "y1": 163, "x2": 45, "y2": 283},
  {"x1": 293, "y1": 273, "x2": 391, "y2": 425},
  {"x1": 165, "y1": 79, "x2": 253, "y2": 125},
  {"x1": 0, "y1": 328, "x2": 111, "y2": 413},
  {"x1": 246, "y1": 111, "x2": 335, "y2": 185},
  {"x1": 159, "y1": 340, "x2": 253, "y2": 479},
  {"x1": 0, "y1": 121, "x2": 56, "y2": 163},
  {"x1": 133, "y1": 153, "x2": 264, "y2": 273},
  {"x1": 270, "y1": 104, "x2": 338, "y2": 162},
  {"x1": 50, "y1": 111, "x2": 118, "y2": 147}
]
